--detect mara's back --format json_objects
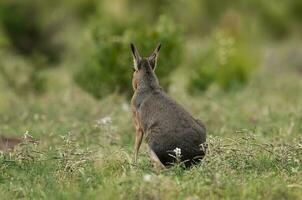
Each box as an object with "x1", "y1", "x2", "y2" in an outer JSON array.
[{"x1": 138, "y1": 89, "x2": 206, "y2": 167}]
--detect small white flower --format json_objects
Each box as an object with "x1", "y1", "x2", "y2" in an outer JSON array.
[
  {"x1": 143, "y1": 174, "x2": 152, "y2": 182},
  {"x1": 99, "y1": 116, "x2": 112, "y2": 125},
  {"x1": 173, "y1": 147, "x2": 182, "y2": 158},
  {"x1": 121, "y1": 102, "x2": 130, "y2": 112},
  {"x1": 24, "y1": 130, "x2": 32, "y2": 139}
]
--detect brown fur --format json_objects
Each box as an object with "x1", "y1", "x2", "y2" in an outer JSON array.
[
  {"x1": 130, "y1": 43, "x2": 206, "y2": 167},
  {"x1": 0, "y1": 136, "x2": 22, "y2": 151},
  {"x1": 0, "y1": 135, "x2": 37, "y2": 152}
]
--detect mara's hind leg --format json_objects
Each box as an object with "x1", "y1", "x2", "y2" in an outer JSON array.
[
  {"x1": 134, "y1": 128, "x2": 143, "y2": 164},
  {"x1": 147, "y1": 146, "x2": 165, "y2": 169},
  {"x1": 133, "y1": 111, "x2": 143, "y2": 165}
]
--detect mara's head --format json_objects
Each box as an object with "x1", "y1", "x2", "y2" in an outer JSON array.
[{"x1": 130, "y1": 43, "x2": 161, "y2": 91}]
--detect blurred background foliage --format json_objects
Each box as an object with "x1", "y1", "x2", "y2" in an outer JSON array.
[
  {"x1": 0, "y1": 0, "x2": 301, "y2": 97},
  {"x1": 74, "y1": 16, "x2": 183, "y2": 98}
]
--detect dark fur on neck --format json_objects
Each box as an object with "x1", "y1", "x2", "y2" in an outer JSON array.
[{"x1": 137, "y1": 59, "x2": 160, "y2": 91}]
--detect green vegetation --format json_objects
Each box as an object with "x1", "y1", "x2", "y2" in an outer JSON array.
[
  {"x1": 0, "y1": 0, "x2": 63, "y2": 95},
  {"x1": 188, "y1": 27, "x2": 258, "y2": 93},
  {"x1": 74, "y1": 16, "x2": 183, "y2": 98},
  {"x1": 0, "y1": 64, "x2": 301, "y2": 199},
  {"x1": 0, "y1": 0, "x2": 302, "y2": 199}
]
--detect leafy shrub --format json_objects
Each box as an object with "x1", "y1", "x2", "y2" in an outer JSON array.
[
  {"x1": 0, "y1": 0, "x2": 63, "y2": 64},
  {"x1": 188, "y1": 16, "x2": 259, "y2": 94},
  {"x1": 252, "y1": 1, "x2": 292, "y2": 39},
  {"x1": 70, "y1": 0, "x2": 98, "y2": 21},
  {"x1": 0, "y1": 0, "x2": 67, "y2": 95},
  {"x1": 0, "y1": 54, "x2": 47, "y2": 95},
  {"x1": 74, "y1": 16, "x2": 183, "y2": 99}
]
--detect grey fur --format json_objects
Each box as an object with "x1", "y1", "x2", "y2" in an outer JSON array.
[{"x1": 130, "y1": 43, "x2": 206, "y2": 167}]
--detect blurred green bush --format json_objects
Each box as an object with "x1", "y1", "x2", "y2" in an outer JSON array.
[
  {"x1": 0, "y1": 55, "x2": 47, "y2": 95},
  {"x1": 0, "y1": 0, "x2": 63, "y2": 64},
  {"x1": 74, "y1": 16, "x2": 183, "y2": 99},
  {"x1": 0, "y1": 0, "x2": 65, "y2": 95},
  {"x1": 0, "y1": 0, "x2": 301, "y2": 98},
  {"x1": 188, "y1": 13, "x2": 259, "y2": 93}
]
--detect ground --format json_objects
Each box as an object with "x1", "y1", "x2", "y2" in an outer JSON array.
[{"x1": 0, "y1": 47, "x2": 301, "y2": 200}]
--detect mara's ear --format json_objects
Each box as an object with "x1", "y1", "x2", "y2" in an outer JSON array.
[
  {"x1": 130, "y1": 43, "x2": 141, "y2": 70},
  {"x1": 148, "y1": 43, "x2": 161, "y2": 70}
]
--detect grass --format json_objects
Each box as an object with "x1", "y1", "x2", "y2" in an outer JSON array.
[{"x1": 0, "y1": 50, "x2": 302, "y2": 199}]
